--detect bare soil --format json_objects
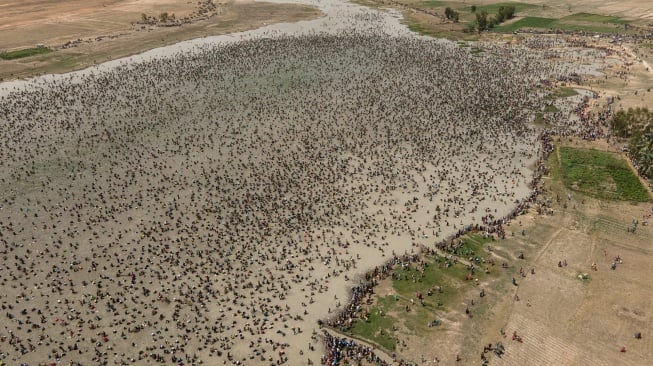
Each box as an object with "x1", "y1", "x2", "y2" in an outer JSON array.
[{"x1": 0, "y1": 0, "x2": 321, "y2": 81}]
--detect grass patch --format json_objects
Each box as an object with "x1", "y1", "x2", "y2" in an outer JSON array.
[
  {"x1": 544, "y1": 104, "x2": 559, "y2": 113},
  {"x1": 404, "y1": 18, "x2": 477, "y2": 41},
  {"x1": 461, "y1": 2, "x2": 537, "y2": 13},
  {"x1": 349, "y1": 233, "x2": 502, "y2": 355},
  {"x1": 559, "y1": 147, "x2": 651, "y2": 202},
  {"x1": 407, "y1": 21, "x2": 440, "y2": 37},
  {"x1": 549, "y1": 87, "x2": 579, "y2": 99},
  {"x1": 552, "y1": 22, "x2": 625, "y2": 34},
  {"x1": 545, "y1": 86, "x2": 578, "y2": 100},
  {"x1": 392, "y1": 247, "x2": 495, "y2": 307},
  {"x1": 493, "y1": 14, "x2": 627, "y2": 34},
  {"x1": 561, "y1": 12, "x2": 628, "y2": 24},
  {"x1": 348, "y1": 296, "x2": 397, "y2": 350},
  {"x1": 492, "y1": 16, "x2": 555, "y2": 32},
  {"x1": 534, "y1": 111, "x2": 544, "y2": 125},
  {"x1": 470, "y1": 46, "x2": 484, "y2": 55},
  {"x1": 0, "y1": 47, "x2": 51, "y2": 60},
  {"x1": 393, "y1": 257, "x2": 467, "y2": 303},
  {"x1": 419, "y1": 0, "x2": 444, "y2": 8},
  {"x1": 460, "y1": 233, "x2": 494, "y2": 255}
]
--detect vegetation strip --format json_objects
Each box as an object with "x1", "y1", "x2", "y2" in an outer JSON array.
[
  {"x1": 558, "y1": 147, "x2": 651, "y2": 202},
  {"x1": 0, "y1": 47, "x2": 51, "y2": 60}
]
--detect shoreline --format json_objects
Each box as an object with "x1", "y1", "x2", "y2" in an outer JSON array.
[{"x1": 319, "y1": 128, "x2": 555, "y2": 365}]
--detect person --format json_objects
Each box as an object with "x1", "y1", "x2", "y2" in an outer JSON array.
[{"x1": 512, "y1": 331, "x2": 522, "y2": 342}]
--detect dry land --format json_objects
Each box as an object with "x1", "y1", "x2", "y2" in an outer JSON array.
[{"x1": 0, "y1": 0, "x2": 321, "y2": 80}]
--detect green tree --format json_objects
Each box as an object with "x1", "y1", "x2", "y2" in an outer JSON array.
[
  {"x1": 502, "y1": 6, "x2": 516, "y2": 20},
  {"x1": 476, "y1": 11, "x2": 489, "y2": 31},
  {"x1": 494, "y1": 6, "x2": 515, "y2": 25},
  {"x1": 639, "y1": 150, "x2": 653, "y2": 178},
  {"x1": 444, "y1": 7, "x2": 460, "y2": 22},
  {"x1": 630, "y1": 129, "x2": 653, "y2": 177},
  {"x1": 612, "y1": 110, "x2": 630, "y2": 137}
]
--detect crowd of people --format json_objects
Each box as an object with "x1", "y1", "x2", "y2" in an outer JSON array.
[
  {"x1": 321, "y1": 332, "x2": 394, "y2": 366},
  {"x1": 0, "y1": 1, "x2": 595, "y2": 361}
]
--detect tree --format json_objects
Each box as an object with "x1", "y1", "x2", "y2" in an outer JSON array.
[
  {"x1": 159, "y1": 12, "x2": 169, "y2": 22},
  {"x1": 639, "y1": 150, "x2": 653, "y2": 178},
  {"x1": 476, "y1": 11, "x2": 489, "y2": 31},
  {"x1": 629, "y1": 129, "x2": 653, "y2": 178},
  {"x1": 502, "y1": 6, "x2": 516, "y2": 20},
  {"x1": 494, "y1": 6, "x2": 515, "y2": 25},
  {"x1": 612, "y1": 109, "x2": 631, "y2": 137},
  {"x1": 444, "y1": 7, "x2": 460, "y2": 22},
  {"x1": 471, "y1": 5, "x2": 477, "y2": 13}
]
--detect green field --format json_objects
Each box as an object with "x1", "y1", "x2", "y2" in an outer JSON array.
[
  {"x1": 0, "y1": 47, "x2": 51, "y2": 60},
  {"x1": 461, "y1": 2, "x2": 537, "y2": 13},
  {"x1": 492, "y1": 11, "x2": 629, "y2": 34},
  {"x1": 558, "y1": 147, "x2": 651, "y2": 202},
  {"x1": 419, "y1": 0, "x2": 445, "y2": 8},
  {"x1": 561, "y1": 12, "x2": 628, "y2": 24},
  {"x1": 492, "y1": 16, "x2": 556, "y2": 32}
]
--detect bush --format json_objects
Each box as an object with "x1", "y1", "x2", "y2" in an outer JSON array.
[
  {"x1": 493, "y1": 6, "x2": 515, "y2": 25},
  {"x1": 476, "y1": 11, "x2": 489, "y2": 31},
  {"x1": 445, "y1": 7, "x2": 460, "y2": 22}
]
